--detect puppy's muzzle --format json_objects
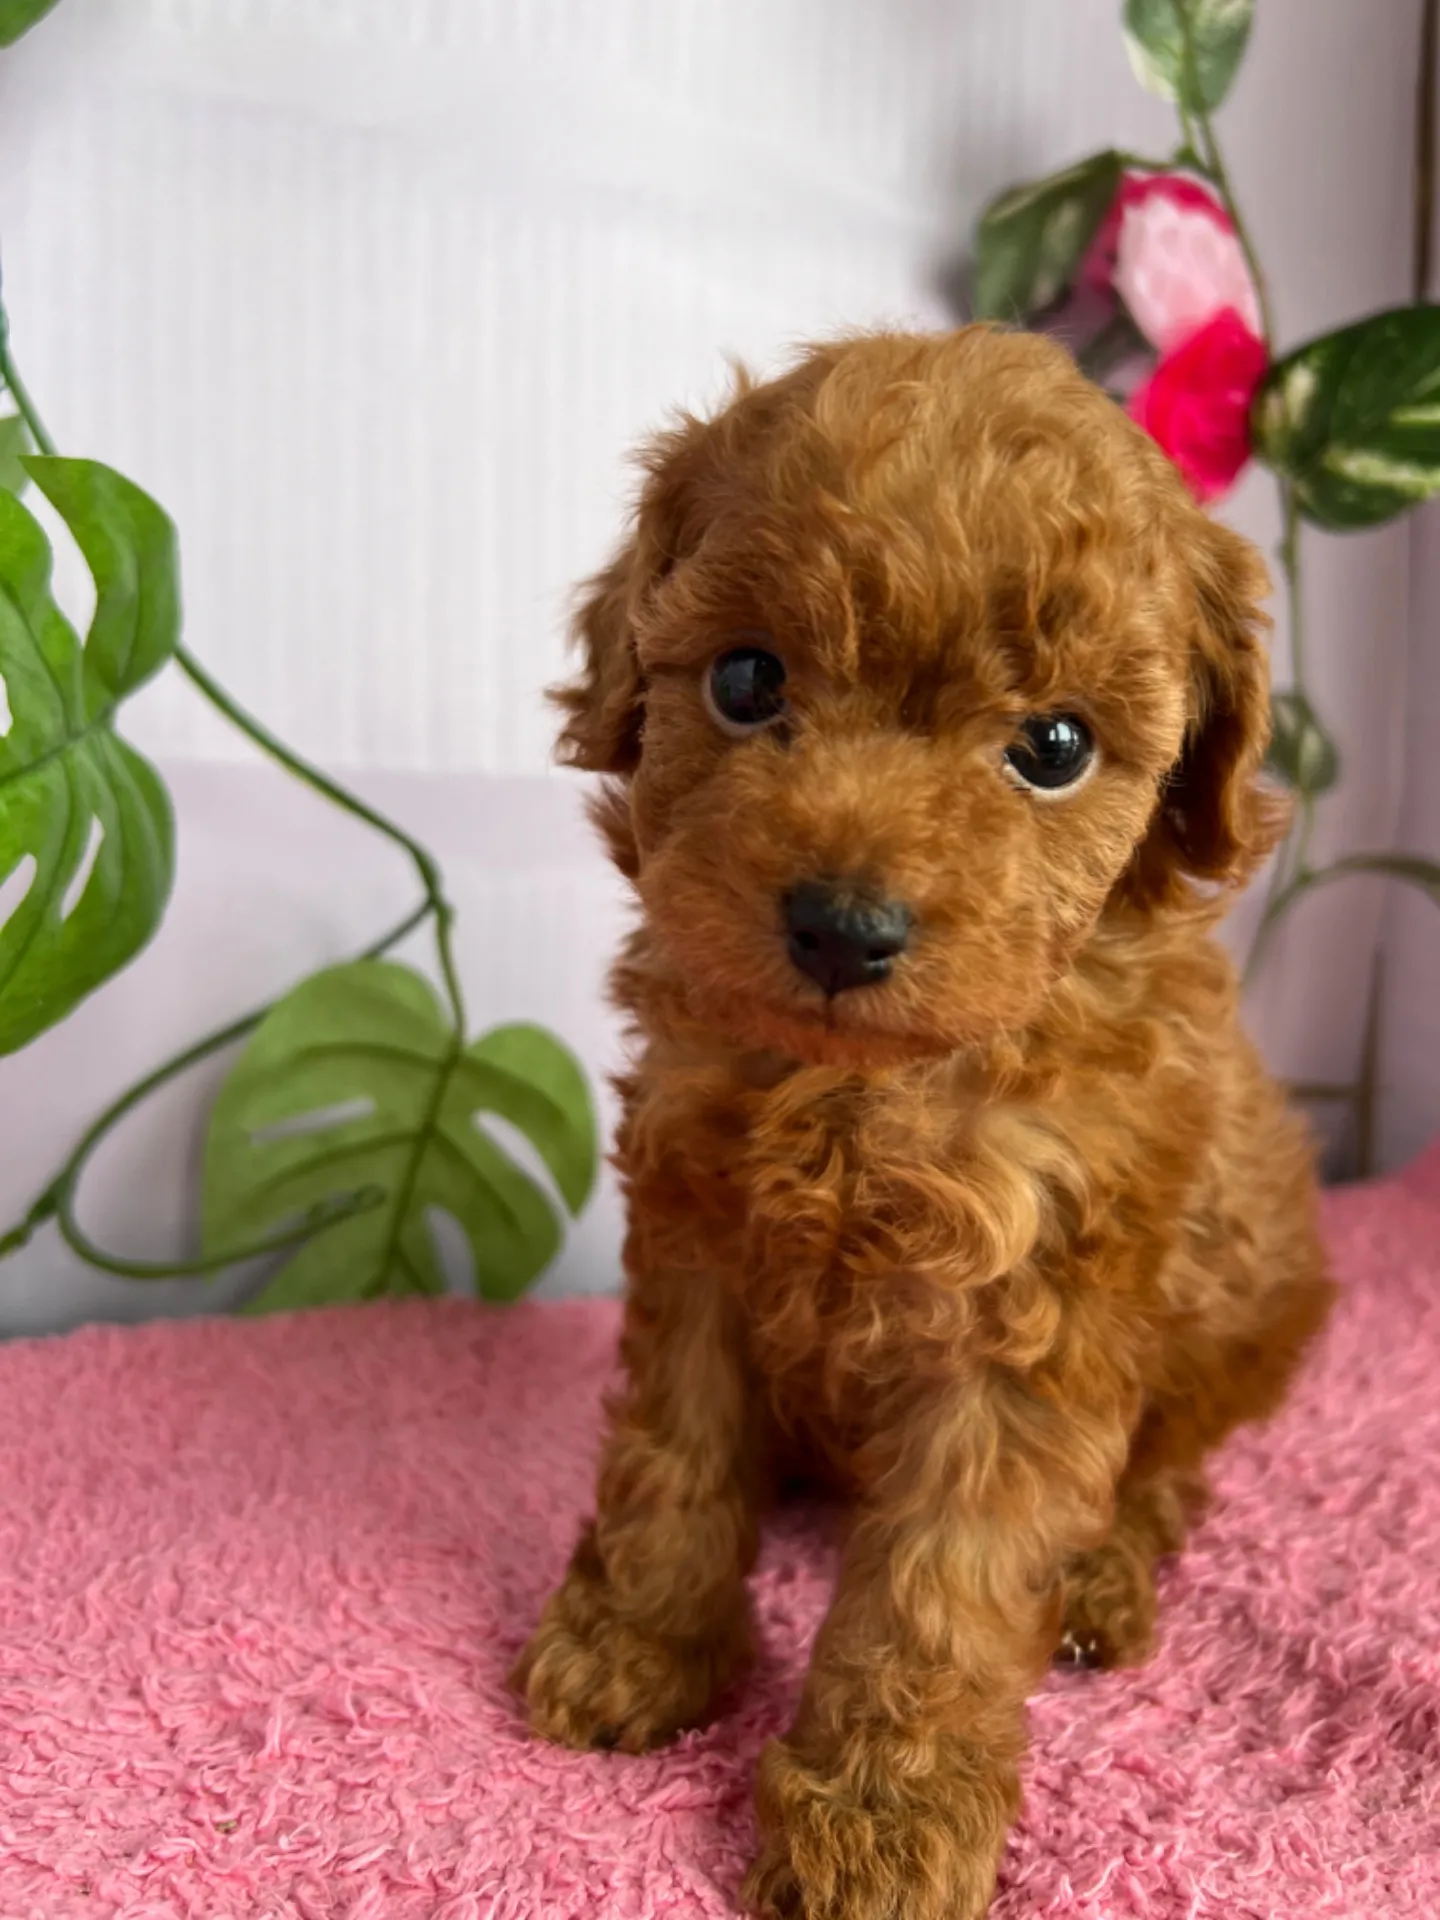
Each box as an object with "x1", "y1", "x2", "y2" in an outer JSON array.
[{"x1": 784, "y1": 882, "x2": 912, "y2": 996}]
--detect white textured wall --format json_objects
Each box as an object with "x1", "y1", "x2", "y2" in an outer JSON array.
[{"x1": 0, "y1": 0, "x2": 1432, "y2": 1332}]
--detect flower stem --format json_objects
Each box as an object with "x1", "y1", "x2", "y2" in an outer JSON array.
[
  {"x1": 1243, "y1": 474, "x2": 1314, "y2": 985},
  {"x1": 1193, "y1": 115, "x2": 1275, "y2": 348},
  {"x1": 1167, "y1": 8, "x2": 1319, "y2": 998},
  {"x1": 1277, "y1": 481, "x2": 1304, "y2": 679},
  {"x1": 1177, "y1": 104, "x2": 1202, "y2": 166},
  {"x1": 1171, "y1": 3, "x2": 1275, "y2": 348},
  {"x1": 1245, "y1": 482, "x2": 1314, "y2": 983}
]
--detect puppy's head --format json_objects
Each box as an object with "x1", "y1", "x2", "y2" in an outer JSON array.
[{"x1": 556, "y1": 327, "x2": 1280, "y2": 1068}]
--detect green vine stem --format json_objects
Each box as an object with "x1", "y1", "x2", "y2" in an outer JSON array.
[
  {"x1": 0, "y1": 296, "x2": 469, "y2": 1279},
  {"x1": 1187, "y1": 106, "x2": 1275, "y2": 349},
  {"x1": 0, "y1": 300, "x2": 50, "y2": 460},
  {"x1": 1248, "y1": 484, "x2": 1316, "y2": 962},
  {"x1": 1276, "y1": 480, "x2": 1305, "y2": 679},
  {"x1": 0, "y1": 900, "x2": 431, "y2": 1276},
  {"x1": 1168, "y1": 10, "x2": 1328, "y2": 992},
  {"x1": 1246, "y1": 853, "x2": 1440, "y2": 982},
  {"x1": 171, "y1": 646, "x2": 467, "y2": 1035}
]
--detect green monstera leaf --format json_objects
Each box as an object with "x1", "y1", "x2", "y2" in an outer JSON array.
[
  {"x1": 0, "y1": 0, "x2": 62, "y2": 47},
  {"x1": 203, "y1": 959, "x2": 598, "y2": 1314},
  {"x1": 0, "y1": 415, "x2": 28, "y2": 495},
  {"x1": 973, "y1": 150, "x2": 1123, "y2": 323},
  {"x1": 1123, "y1": 0, "x2": 1254, "y2": 113},
  {"x1": 0, "y1": 457, "x2": 179, "y2": 1054},
  {"x1": 1252, "y1": 307, "x2": 1440, "y2": 529}
]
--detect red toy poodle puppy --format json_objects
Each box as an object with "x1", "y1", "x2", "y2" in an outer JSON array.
[{"x1": 513, "y1": 326, "x2": 1333, "y2": 1919}]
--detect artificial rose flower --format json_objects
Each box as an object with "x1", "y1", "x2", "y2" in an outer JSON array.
[
  {"x1": 1085, "y1": 171, "x2": 1262, "y2": 353},
  {"x1": 1083, "y1": 172, "x2": 1222, "y2": 288},
  {"x1": 1127, "y1": 306, "x2": 1268, "y2": 503}
]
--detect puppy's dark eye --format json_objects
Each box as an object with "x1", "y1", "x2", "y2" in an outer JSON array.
[
  {"x1": 704, "y1": 645, "x2": 788, "y2": 736},
  {"x1": 1004, "y1": 714, "x2": 1095, "y2": 793}
]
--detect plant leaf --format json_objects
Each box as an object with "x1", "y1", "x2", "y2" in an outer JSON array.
[
  {"x1": 0, "y1": 0, "x2": 61, "y2": 47},
  {"x1": 0, "y1": 415, "x2": 28, "y2": 495},
  {"x1": 202, "y1": 959, "x2": 598, "y2": 1314},
  {"x1": 1266, "y1": 690, "x2": 1339, "y2": 796},
  {"x1": 459, "y1": 1022, "x2": 598, "y2": 1215},
  {"x1": 0, "y1": 459, "x2": 178, "y2": 1054},
  {"x1": 1252, "y1": 307, "x2": 1440, "y2": 528},
  {"x1": 1123, "y1": 0, "x2": 1254, "y2": 113},
  {"x1": 973, "y1": 151, "x2": 1123, "y2": 323},
  {"x1": 27, "y1": 456, "x2": 182, "y2": 695}
]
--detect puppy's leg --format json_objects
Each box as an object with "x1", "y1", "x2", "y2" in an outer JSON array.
[
  {"x1": 513, "y1": 1261, "x2": 760, "y2": 1753},
  {"x1": 743, "y1": 1354, "x2": 1131, "y2": 1920},
  {"x1": 1060, "y1": 1243, "x2": 1333, "y2": 1671},
  {"x1": 1058, "y1": 1461, "x2": 1204, "y2": 1669}
]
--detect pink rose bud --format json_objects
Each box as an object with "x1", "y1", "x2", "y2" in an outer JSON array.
[
  {"x1": 1127, "y1": 307, "x2": 1269, "y2": 503},
  {"x1": 1087, "y1": 172, "x2": 1263, "y2": 353}
]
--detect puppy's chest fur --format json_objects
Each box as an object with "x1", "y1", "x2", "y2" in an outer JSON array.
[{"x1": 624, "y1": 1045, "x2": 1164, "y2": 1437}]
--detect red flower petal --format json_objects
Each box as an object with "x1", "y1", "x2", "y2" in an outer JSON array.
[{"x1": 1127, "y1": 308, "x2": 1268, "y2": 503}]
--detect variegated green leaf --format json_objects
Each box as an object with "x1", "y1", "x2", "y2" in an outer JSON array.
[
  {"x1": 973, "y1": 151, "x2": 1123, "y2": 323},
  {"x1": 1253, "y1": 307, "x2": 1440, "y2": 529},
  {"x1": 1123, "y1": 0, "x2": 1254, "y2": 113},
  {"x1": 1266, "y1": 690, "x2": 1339, "y2": 797}
]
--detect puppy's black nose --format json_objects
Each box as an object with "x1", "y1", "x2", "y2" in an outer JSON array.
[{"x1": 784, "y1": 881, "x2": 912, "y2": 996}]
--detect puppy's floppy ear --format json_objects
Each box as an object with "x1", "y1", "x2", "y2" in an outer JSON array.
[
  {"x1": 552, "y1": 547, "x2": 648, "y2": 774},
  {"x1": 1134, "y1": 511, "x2": 1286, "y2": 898},
  {"x1": 552, "y1": 414, "x2": 715, "y2": 775}
]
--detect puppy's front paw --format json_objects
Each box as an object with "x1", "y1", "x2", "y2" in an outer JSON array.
[
  {"x1": 1058, "y1": 1538, "x2": 1157, "y2": 1670},
  {"x1": 511, "y1": 1552, "x2": 750, "y2": 1754},
  {"x1": 741, "y1": 1737, "x2": 1010, "y2": 1920}
]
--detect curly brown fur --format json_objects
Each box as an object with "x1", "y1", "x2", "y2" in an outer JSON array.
[{"x1": 515, "y1": 326, "x2": 1333, "y2": 1919}]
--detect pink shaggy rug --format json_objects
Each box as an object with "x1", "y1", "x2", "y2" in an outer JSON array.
[{"x1": 2, "y1": 1155, "x2": 1440, "y2": 1919}]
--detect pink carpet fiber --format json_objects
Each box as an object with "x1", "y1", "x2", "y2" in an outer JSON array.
[{"x1": 2, "y1": 1153, "x2": 1440, "y2": 1919}]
